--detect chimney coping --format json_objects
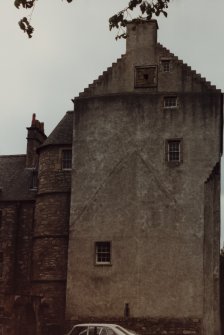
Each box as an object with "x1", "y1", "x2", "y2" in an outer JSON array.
[{"x1": 126, "y1": 19, "x2": 158, "y2": 29}]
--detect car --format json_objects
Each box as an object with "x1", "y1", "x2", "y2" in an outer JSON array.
[{"x1": 66, "y1": 323, "x2": 137, "y2": 335}]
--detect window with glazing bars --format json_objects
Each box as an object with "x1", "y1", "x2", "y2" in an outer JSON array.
[
  {"x1": 167, "y1": 140, "x2": 181, "y2": 162},
  {"x1": 164, "y1": 96, "x2": 177, "y2": 108},
  {"x1": 161, "y1": 60, "x2": 171, "y2": 72},
  {"x1": 62, "y1": 149, "x2": 72, "y2": 169},
  {"x1": 95, "y1": 242, "x2": 111, "y2": 264}
]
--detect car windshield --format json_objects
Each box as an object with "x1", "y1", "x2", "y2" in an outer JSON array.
[
  {"x1": 69, "y1": 326, "x2": 88, "y2": 335},
  {"x1": 68, "y1": 325, "x2": 136, "y2": 335},
  {"x1": 114, "y1": 326, "x2": 131, "y2": 335}
]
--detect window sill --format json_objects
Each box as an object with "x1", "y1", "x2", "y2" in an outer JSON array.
[
  {"x1": 166, "y1": 161, "x2": 182, "y2": 167},
  {"x1": 95, "y1": 263, "x2": 112, "y2": 266},
  {"x1": 163, "y1": 106, "x2": 178, "y2": 109}
]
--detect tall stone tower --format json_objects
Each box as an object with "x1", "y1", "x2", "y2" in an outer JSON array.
[
  {"x1": 66, "y1": 21, "x2": 222, "y2": 335},
  {"x1": 32, "y1": 111, "x2": 73, "y2": 335}
]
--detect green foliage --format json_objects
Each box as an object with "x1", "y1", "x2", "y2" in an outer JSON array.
[
  {"x1": 109, "y1": 0, "x2": 170, "y2": 39},
  {"x1": 14, "y1": 0, "x2": 170, "y2": 39}
]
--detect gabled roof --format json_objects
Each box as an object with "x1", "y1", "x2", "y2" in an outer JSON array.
[
  {"x1": 0, "y1": 155, "x2": 36, "y2": 201},
  {"x1": 77, "y1": 43, "x2": 221, "y2": 99},
  {"x1": 157, "y1": 43, "x2": 220, "y2": 92},
  {"x1": 78, "y1": 54, "x2": 126, "y2": 98},
  {"x1": 39, "y1": 111, "x2": 73, "y2": 150}
]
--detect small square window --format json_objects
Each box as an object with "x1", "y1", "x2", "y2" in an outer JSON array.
[
  {"x1": 166, "y1": 140, "x2": 182, "y2": 163},
  {"x1": 161, "y1": 60, "x2": 171, "y2": 72},
  {"x1": 164, "y1": 96, "x2": 177, "y2": 108},
  {"x1": 95, "y1": 242, "x2": 111, "y2": 265},
  {"x1": 135, "y1": 66, "x2": 157, "y2": 88},
  {"x1": 62, "y1": 149, "x2": 72, "y2": 170}
]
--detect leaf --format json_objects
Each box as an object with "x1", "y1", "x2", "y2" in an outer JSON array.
[{"x1": 18, "y1": 17, "x2": 34, "y2": 38}]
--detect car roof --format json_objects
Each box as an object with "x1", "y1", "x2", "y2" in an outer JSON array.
[{"x1": 74, "y1": 324, "x2": 119, "y2": 327}]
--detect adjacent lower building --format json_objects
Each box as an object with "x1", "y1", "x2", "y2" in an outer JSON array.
[{"x1": 0, "y1": 20, "x2": 222, "y2": 335}]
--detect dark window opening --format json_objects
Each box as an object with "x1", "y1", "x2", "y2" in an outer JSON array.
[
  {"x1": 0, "y1": 253, "x2": 3, "y2": 278},
  {"x1": 135, "y1": 66, "x2": 157, "y2": 88},
  {"x1": 0, "y1": 306, "x2": 4, "y2": 316},
  {"x1": 30, "y1": 170, "x2": 38, "y2": 189}
]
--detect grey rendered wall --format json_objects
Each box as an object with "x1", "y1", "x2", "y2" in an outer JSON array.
[
  {"x1": 66, "y1": 21, "x2": 222, "y2": 335},
  {"x1": 67, "y1": 92, "x2": 221, "y2": 320}
]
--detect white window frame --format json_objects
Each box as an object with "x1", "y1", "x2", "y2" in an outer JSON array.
[
  {"x1": 166, "y1": 139, "x2": 182, "y2": 164},
  {"x1": 95, "y1": 241, "x2": 111, "y2": 265},
  {"x1": 164, "y1": 96, "x2": 178, "y2": 109},
  {"x1": 161, "y1": 59, "x2": 171, "y2": 72}
]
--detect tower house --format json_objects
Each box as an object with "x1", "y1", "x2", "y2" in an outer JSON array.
[{"x1": 66, "y1": 20, "x2": 223, "y2": 335}]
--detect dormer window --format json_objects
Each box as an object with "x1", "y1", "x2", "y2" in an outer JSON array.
[
  {"x1": 135, "y1": 66, "x2": 157, "y2": 88},
  {"x1": 62, "y1": 149, "x2": 72, "y2": 170}
]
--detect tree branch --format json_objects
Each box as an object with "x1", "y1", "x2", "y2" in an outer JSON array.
[{"x1": 14, "y1": 0, "x2": 170, "y2": 39}]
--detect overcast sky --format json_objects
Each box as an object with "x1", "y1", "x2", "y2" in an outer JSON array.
[{"x1": 1, "y1": 0, "x2": 224, "y2": 243}]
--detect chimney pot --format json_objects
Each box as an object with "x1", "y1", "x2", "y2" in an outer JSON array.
[
  {"x1": 32, "y1": 113, "x2": 36, "y2": 126},
  {"x1": 40, "y1": 122, "x2": 44, "y2": 133}
]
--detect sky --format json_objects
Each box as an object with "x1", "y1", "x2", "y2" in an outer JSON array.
[{"x1": 1, "y1": 0, "x2": 224, "y2": 243}]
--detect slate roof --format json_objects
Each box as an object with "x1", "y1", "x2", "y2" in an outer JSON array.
[
  {"x1": 39, "y1": 111, "x2": 73, "y2": 149},
  {"x1": 0, "y1": 155, "x2": 36, "y2": 201}
]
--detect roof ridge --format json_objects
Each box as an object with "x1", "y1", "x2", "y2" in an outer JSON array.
[
  {"x1": 79, "y1": 54, "x2": 126, "y2": 97},
  {"x1": 157, "y1": 43, "x2": 220, "y2": 92}
]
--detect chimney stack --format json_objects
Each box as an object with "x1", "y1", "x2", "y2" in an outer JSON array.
[
  {"x1": 26, "y1": 114, "x2": 47, "y2": 168},
  {"x1": 126, "y1": 20, "x2": 158, "y2": 64}
]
